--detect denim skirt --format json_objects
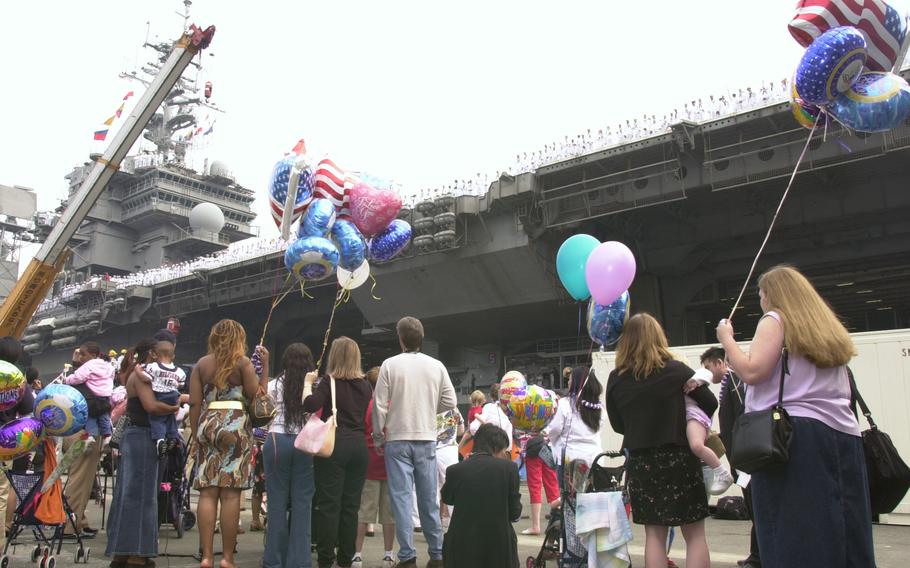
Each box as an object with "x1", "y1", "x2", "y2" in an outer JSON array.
[
  {"x1": 105, "y1": 425, "x2": 159, "y2": 558},
  {"x1": 751, "y1": 416, "x2": 875, "y2": 568}
]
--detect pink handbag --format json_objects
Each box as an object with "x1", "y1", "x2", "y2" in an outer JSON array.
[{"x1": 294, "y1": 377, "x2": 336, "y2": 457}]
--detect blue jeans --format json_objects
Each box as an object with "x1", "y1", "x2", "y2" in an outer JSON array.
[
  {"x1": 84, "y1": 412, "x2": 112, "y2": 437},
  {"x1": 263, "y1": 433, "x2": 315, "y2": 568},
  {"x1": 149, "y1": 391, "x2": 179, "y2": 441},
  {"x1": 384, "y1": 441, "x2": 443, "y2": 562}
]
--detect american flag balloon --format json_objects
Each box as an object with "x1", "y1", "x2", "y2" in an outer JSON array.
[
  {"x1": 314, "y1": 158, "x2": 353, "y2": 220},
  {"x1": 269, "y1": 155, "x2": 315, "y2": 229}
]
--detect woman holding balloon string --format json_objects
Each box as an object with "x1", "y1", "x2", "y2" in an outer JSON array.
[
  {"x1": 545, "y1": 366, "x2": 605, "y2": 480},
  {"x1": 106, "y1": 338, "x2": 181, "y2": 567}
]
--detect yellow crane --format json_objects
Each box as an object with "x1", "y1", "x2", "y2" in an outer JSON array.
[{"x1": 0, "y1": 24, "x2": 215, "y2": 338}]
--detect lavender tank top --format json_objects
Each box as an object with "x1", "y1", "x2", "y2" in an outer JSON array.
[{"x1": 745, "y1": 311, "x2": 860, "y2": 437}]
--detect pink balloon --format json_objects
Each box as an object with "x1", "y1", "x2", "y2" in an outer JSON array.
[
  {"x1": 585, "y1": 241, "x2": 636, "y2": 305},
  {"x1": 348, "y1": 182, "x2": 403, "y2": 237}
]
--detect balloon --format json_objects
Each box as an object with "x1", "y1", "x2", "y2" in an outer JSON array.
[
  {"x1": 0, "y1": 417, "x2": 44, "y2": 461},
  {"x1": 369, "y1": 220, "x2": 412, "y2": 262},
  {"x1": 789, "y1": 77, "x2": 831, "y2": 130},
  {"x1": 828, "y1": 71, "x2": 910, "y2": 132},
  {"x1": 585, "y1": 241, "x2": 636, "y2": 306},
  {"x1": 0, "y1": 361, "x2": 25, "y2": 412},
  {"x1": 299, "y1": 198, "x2": 337, "y2": 238},
  {"x1": 268, "y1": 154, "x2": 315, "y2": 229},
  {"x1": 499, "y1": 371, "x2": 528, "y2": 405},
  {"x1": 787, "y1": 1, "x2": 907, "y2": 72},
  {"x1": 556, "y1": 235, "x2": 600, "y2": 301},
  {"x1": 348, "y1": 182, "x2": 403, "y2": 237},
  {"x1": 313, "y1": 157, "x2": 352, "y2": 216},
  {"x1": 587, "y1": 291, "x2": 631, "y2": 347},
  {"x1": 504, "y1": 385, "x2": 558, "y2": 433},
  {"x1": 34, "y1": 384, "x2": 89, "y2": 437},
  {"x1": 284, "y1": 236, "x2": 340, "y2": 281},
  {"x1": 795, "y1": 27, "x2": 866, "y2": 105},
  {"x1": 337, "y1": 260, "x2": 371, "y2": 290},
  {"x1": 331, "y1": 219, "x2": 368, "y2": 270}
]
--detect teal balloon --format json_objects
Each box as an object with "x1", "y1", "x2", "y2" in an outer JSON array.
[{"x1": 556, "y1": 234, "x2": 600, "y2": 301}]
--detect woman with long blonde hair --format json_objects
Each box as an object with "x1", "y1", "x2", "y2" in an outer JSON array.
[
  {"x1": 189, "y1": 319, "x2": 268, "y2": 568},
  {"x1": 717, "y1": 265, "x2": 873, "y2": 567},
  {"x1": 302, "y1": 337, "x2": 373, "y2": 568},
  {"x1": 606, "y1": 313, "x2": 712, "y2": 568}
]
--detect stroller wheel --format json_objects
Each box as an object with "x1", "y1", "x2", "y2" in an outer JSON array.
[
  {"x1": 31, "y1": 546, "x2": 41, "y2": 562},
  {"x1": 38, "y1": 557, "x2": 45, "y2": 568},
  {"x1": 84, "y1": 549, "x2": 91, "y2": 564},
  {"x1": 182, "y1": 511, "x2": 196, "y2": 531},
  {"x1": 1, "y1": 554, "x2": 9, "y2": 568},
  {"x1": 45, "y1": 557, "x2": 56, "y2": 568}
]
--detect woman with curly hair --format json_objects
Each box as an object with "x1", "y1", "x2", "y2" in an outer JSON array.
[{"x1": 189, "y1": 320, "x2": 268, "y2": 568}]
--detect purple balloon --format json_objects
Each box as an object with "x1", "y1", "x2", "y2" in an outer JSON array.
[{"x1": 585, "y1": 241, "x2": 636, "y2": 306}]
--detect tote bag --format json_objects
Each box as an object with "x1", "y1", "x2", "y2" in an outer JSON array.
[{"x1": 294, "y1": 377, "x2": 336, "y2": 458}]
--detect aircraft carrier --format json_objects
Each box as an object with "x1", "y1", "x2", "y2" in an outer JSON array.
[{"x1": 14, "y1": 68, "x2": 910, "y2": 396}]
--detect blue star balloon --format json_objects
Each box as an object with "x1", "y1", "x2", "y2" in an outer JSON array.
[
  {"x1": 369, "y1": 219, "x2": 412, "y2": 262},
  {"x1": 299, "y1": 198, "x2": 337, "y2": 238},
  {"x1": 587, "y1": 291, "x2": 630, "y2": 347},
  {"x1": 828, "y1": 71, "x2": 910, "y2": 133},
  {"x1": 331, "y1": 219, "x2": 367, "y2": 270},
  {"x1": 795, "y1": 26, "x2": 867, "y2": 105},
  {"x1": 284, "y1": 236, "x2": 340, "y2": 281},
  {"x1": 269, "y1": 155, "x2": 315, "y2": 226}
]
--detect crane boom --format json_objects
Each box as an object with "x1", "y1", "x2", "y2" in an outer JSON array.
[{"x1": 0, "y1": 24, "x2": 215, "y2": 338}]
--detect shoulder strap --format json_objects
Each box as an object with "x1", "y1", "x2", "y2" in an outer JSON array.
[
  {"x1": 776, "y1": 349, "x2": 789, "y2": 408},
  {"x1": 847, "y1": 367, "x2": 876, "y2": 429},
  {"x1": 329, "y1": 377, "x2": 337, "y2": 420}
]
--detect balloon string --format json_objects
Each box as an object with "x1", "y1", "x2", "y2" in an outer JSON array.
[
  {"x1": 315, "y1": 285, "x2": 344, "y2": 374},
  {"x1": 299, "y1": 279, "x2": 314, "y2": 300},
  {"x1": 728, "y1": 114, "x2": 820, "y2": 320},
  {"x1": 260, "y1": 273, "x2": 294, "y2": 345},
  {"x1": 368, "y1": 273, "x2": 382, "y2": 301},
  {"x1": 335, "y1": 288, "x2": 352, "y2": 307}
]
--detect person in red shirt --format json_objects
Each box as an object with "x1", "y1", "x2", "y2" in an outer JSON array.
[
  {"x1": 352, "y1": 367, "x2": 395, "y2": 568},
  {"x1": 466, "y1": 390, "x2": 485, "y2": 423}
]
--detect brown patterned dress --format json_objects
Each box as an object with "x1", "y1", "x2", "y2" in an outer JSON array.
[{"x1": 194, "y1": 383, "x2": 253, "y2": 489}]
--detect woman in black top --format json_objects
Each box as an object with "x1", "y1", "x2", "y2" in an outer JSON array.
[
  {"x1": 303, "y1": 337, "x2": 372, "y2": 568},
  {"x1": 606, "y1": 314, "x2": 711, "y2": 568},
  {"x1": 106, "y1": 339, "x2": 179, "y2": 567}
]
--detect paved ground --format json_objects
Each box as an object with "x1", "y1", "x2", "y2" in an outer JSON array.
[{"x1": 2, "y1": 484, "x2": 906, "y2": 567}]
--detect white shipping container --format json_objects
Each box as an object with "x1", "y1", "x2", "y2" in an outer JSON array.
[{"x1": 591, "y1": 328, "x2": 910, "y2": 525}]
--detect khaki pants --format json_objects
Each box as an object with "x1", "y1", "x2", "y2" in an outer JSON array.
[
  {"x1": 62, "y1": 435, "x2": 102, "y2": 533},
  {"x1": 0, "y1": 472, "x2": 8, "y2": 548}
]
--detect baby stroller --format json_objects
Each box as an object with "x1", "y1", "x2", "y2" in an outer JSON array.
[
  {"x1": 526, "y1": 451, "x2": 627, "y2": 568},
  {"x1": 1, "y1": 468, "x2": 90, "y2": 567},
  {"x1": 157, "y1": 435, "x2": 196, "y2": 538}
]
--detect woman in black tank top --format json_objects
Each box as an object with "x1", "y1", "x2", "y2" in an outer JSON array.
[{"x1": 105, "y1": 339, "x2": 179, "y2": 568}]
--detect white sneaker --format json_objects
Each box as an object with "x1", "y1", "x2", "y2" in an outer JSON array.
[
  {"x1": 382, "y1": 555, "x2": 395, "y2": 568},
  {"x1": 709, "y1": 468, "x2": 734, "y2": 495},
  {"x1": 702, "y1": 466, "x2": 713, "y2": 491},
  {"x1": 351, "y1": 555, "x2": 363, "y2": 568}
]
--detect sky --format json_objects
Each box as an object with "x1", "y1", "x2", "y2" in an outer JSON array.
[{"x1": 1, "y1": 0, "x2": 887, "y2": 243}]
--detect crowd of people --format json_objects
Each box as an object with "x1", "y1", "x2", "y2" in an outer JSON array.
[{"x1": 4, "y1": 262, "x2": 878, "y2": 567}]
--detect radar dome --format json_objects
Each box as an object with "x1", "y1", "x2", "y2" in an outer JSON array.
[
  {"x1": 209, "y1": 160, "x2": 233, "y2": 179},
  {"x1": 189, "y1": 202, "x2": 225, "y2": 233}
]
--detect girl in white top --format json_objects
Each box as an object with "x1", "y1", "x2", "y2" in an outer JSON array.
[
  {"x1": 546, "y1": 366, "x2": 604, "y2": 468},
  {"x1": 468, "y1": 383, "x2": 513, "y2": 450},
  {"x1": 262, "y1": 343, "x2": 318, "y2": 568}
]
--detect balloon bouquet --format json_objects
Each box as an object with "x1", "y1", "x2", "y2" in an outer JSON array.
[
  {"x1": 269, "y1": 142, "x2": 413, "y2": 291},
  {"x1": 555, "y1": 236, "x2": 635, "y2": 349},
  {"x1": 788, "y1": 1, "x2": 910, "y2": 133},
  {"x1": 0, "y1": 362, "x2": 90, "y2": 491}
]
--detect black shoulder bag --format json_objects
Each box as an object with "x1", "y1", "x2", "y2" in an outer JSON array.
[
  {"x1": 731, "y1": 350, "x2": 793, "y2": 474},
  {"x1": 848, "y1": 369, "x2": 910, "y2": 515}
]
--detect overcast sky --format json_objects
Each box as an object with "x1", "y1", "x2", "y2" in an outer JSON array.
[{"x1": 1, "y1": 0, "x2": 883, "y2": 240}]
